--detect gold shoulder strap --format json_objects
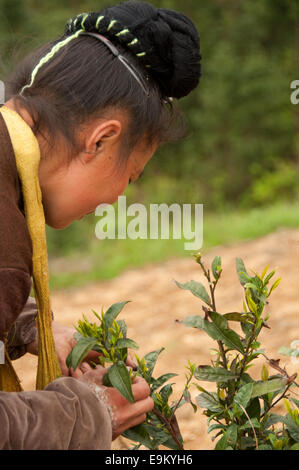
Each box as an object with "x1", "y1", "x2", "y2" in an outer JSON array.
[{"x1": 0, "y1": 106, "x2": 61, "y2": 391}]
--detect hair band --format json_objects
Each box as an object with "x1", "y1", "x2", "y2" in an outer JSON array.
[{"x1": 81, "y1": 32, "x2": 150, "y2": 97}]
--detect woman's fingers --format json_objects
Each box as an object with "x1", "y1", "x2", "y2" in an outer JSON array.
[
  {"x1": 131, "y1": 379, "x2": 151, "y2": 402},
  {"x1": 81, "y1": 362, "x2": 93, "y2": 373},
  {"x1": 114, "y1": 412, "x2": 147, "y2": 438},
  {"x1": 132, "y1": 375, "x2": 145, "y2": 384},
  {"x1": 126, "y1": 354, "x2": 138, "y2": 370},
  {"x1": 111, "y1": 397, "x2": 154, "y2": 439},
  {"x1": 129, "y1": 396, "x2": 154, "y2": 418},
  {"x1": 69, "y1": 362, "x2": 92, "y2": 378}
]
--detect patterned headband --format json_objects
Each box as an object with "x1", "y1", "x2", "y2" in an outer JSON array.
[
  {"x1": 19, "y1": 28, "x2": 150, "y2": 97},
  {"x1": 81, "y1": 32, "x2": 150, "y2": 96}
]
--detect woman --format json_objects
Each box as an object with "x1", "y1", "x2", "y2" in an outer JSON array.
[{"x1": 0, "y1": 0, "x2": 201, "y2": 449}]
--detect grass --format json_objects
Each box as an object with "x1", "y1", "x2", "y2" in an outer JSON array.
[{"x1": 48, "y1": 200, "x2": 299, "y2": 290}]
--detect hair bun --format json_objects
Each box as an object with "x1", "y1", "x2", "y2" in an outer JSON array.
[{"x1": 65, "y1": 1, "x2": 201, "y2": 99}]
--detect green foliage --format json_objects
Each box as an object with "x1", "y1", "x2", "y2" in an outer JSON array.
[
  {"x1": 175, "y1": 280, "x2": 212, "y2": 307},
  {"x1": 67, "y1": 253, "x2": 299, "y2": 450},
  {"x1": 177, "y1": 254, "x2": 299, "y2": 450},
  {"x1": 67, "y1": 302, "x2": 195, "y2": 450}
]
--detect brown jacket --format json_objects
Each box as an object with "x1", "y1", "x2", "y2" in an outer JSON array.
[{"x1": 0, "y1": 110, "x2": 112, "y2": 449}]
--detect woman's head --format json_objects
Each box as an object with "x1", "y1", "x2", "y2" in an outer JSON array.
[{"x1": 5, "y1": 0, "x2": 201, "y2": 228}]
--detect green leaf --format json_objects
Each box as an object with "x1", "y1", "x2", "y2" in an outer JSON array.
[
  {"x1": 144, "y1": 419, "x2": 182, "y2": 450},
  {"x1": 160, "y1": 436, "x2": 182, "y2": 451},
  {"x1": 244, "y1": 282, "x2": 258, "y2": 291},
  {"x1": 182, "y1": 315, "x2": 205, "y2": 329},
  {"x1": 115, "y1": 338, "x2": 139, "y2": 350},
  {"x1": 175, "y1": 280, "x2": 212, "y2": 307},
  {"x1": 239, "y1": 418, "x2": 261, "y2": 431},
  {"x1": 212, "y1": 256, "x2": 222, "y2": 279},
  {"x1": 207, "y1": 312, "x2": 244, "y2": 353},
  {"x1": 209, "y1": 311, "x2": 228, "y2": 329},
  {"x1": 66, "y1": 336, "x2": 98, "y2": 370},
  {"x1": 160, "y1": 384, "x2": 173, "y2": 403},
  {"x1": 251, "y1": 378, "x2": 288, "y2": 399},
  {"x1": 215, "y1": 424, "x2": 238, "y2": 450},
  {"x1": 195, "y1": 366, "x2": 238, "y2": 382},
  {"x1": 182, "y1": 389, "x2": 197, "y2": 413},
  {"x1": 283, "y1": 414, "x2": 299, "y2": 442},
  {"x1": 241, "y1": 321, "x2": 253, "y2": 339},
  {"x1": 269, "y1": 278, "x2": 281, "y2": 296},
  {"x1": 151, "y1": 373, "x2": 178, "y2": 392},
  {"x1": 223, "y1": 312, "x2": 252, "y2": 323},
  {"x1": 143, "y1": 348, "x2": 165, "y2": 381},
  {"x1": 290, "y1": 443, "x2": 299, "y2": 450},
  {"x1": 246, "y1": 397, "x2": 261, "y2": 420},
  {"x1": 73, "y1": 331, "x2": 84, "y2": 342},
  {"x1": 104, "y1": 301, "x2": 130, "y2": 329},
  {"x1": 236, "y1": 258, "x2": 249, "y2": 286},
  {"x1": 117, "y1": 319, "x2": 128, "y2": 338},
  {"x1": 234, "y1": 383, "x2": 254, "y2": 410},
  {"x1": 257, "y1": 444, "x2": 273, "y2": 450},
  {"x1": 143, "y1": 423, "x2": 172, "y2": 447},
  {"x1": 122, "y1": 423, "x2": 153, "y2": 449},
  {"x1": 92, "y1": 344, "x2": 103, "y2": 354},
  {"x1": 196, "y1": 392, "x2": 222, "y2": 412},
  {"x1": 183, "y1": 311, "x2": 244, "y2": 353},
  {"x1": 264, "y1": 270, "x2": 275, "y2": 286},
  {"x1": 107, "y1": 361, "x2": 135, "y2": 403},
  {"x1": 208, "y1": 423, "x2": 225, "y2": 434},
  {"x1": 240, "y1": 436, "x2": 256, "y2": 449}
]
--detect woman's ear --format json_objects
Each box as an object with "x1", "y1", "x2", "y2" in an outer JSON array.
[{"x1": 83, "y1": 119, "x2": 123, "y2": 162}]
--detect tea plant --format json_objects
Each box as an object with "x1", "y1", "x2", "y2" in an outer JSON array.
[
  {"x1": 66, "y1": 254, "x2": 299, "y2": 450},
  {"x1": 175, "y1": 254, "x2": 299, "y2": 450},
  {"x1": 66, "y1": 302, "x2": 193, "y2": 450}
]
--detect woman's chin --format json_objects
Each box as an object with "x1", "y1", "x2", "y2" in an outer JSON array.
[{"x1": 45, "y1": 215, "x2": 73, "y2": 230}]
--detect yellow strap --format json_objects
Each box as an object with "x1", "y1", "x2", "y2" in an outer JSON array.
[
  {"x1": 0, "y1": 106, "x2": 62, "y2": 391},
  {"x1": 0, "y1": 350, "x2": 23, "y2": 392}
]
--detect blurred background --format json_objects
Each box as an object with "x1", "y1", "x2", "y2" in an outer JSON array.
[{"x1": 0, "y1": 0, "x2": 298, "y2": 288}]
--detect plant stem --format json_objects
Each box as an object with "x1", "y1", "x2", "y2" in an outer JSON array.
[
  {"x1": 260, "y1": 384, "x2": 292, "y2": 419},
  {"x1": 170, "y1": 374, "x2": 193, "y2": 420},
  {"x1": 237, "y1": 402, "x2": 259, "y2": 450},
  {"x1": 238, "y1": 319, "x2": 256, "y2": 382},
  {"x1": 200, "y1": 262, "x2": 228, "y2": 370},
  {"x1": 152, "y1": 407, "x2": 184, "y2": 450},
  {"x1": 218, "y1": 341, "x2": 228, "y2": 369}
]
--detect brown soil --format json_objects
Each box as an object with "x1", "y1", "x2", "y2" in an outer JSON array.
[{"x1": 14, "y1": 228, "x2": 299, "y2": 450}]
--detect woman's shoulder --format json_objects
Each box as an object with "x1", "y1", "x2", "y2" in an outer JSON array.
[
  {"x1": 0, "y1": 109, "x2": 23, "y2": 207},
  {"x1": 0, "y1": 108, "x2": 33, "y2": 274}
]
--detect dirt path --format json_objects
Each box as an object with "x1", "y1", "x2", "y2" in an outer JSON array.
[{"x1": 14, "y1": 228, "x2": 299, "y2": 450}]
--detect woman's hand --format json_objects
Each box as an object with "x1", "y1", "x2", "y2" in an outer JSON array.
[
  {"x1": 26, "y1": 321, "x2": 137, "y2": 375},
  {"x1": 52, "y1": 322, "x2": 101, "y2": 376},
  {"x1": 77, "y1": 363, "x2": 154, "y2": 440}
]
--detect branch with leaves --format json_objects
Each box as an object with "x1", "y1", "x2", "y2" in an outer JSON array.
[
  {"x1": 175, "y1": 254, "x2": 299, "y2": 450},
  {"x1": 66, "y1": 302, "x2": 196, "y2": 450}
]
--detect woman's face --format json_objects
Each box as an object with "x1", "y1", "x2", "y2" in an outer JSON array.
[
  {"x1": 38, "y1": 116, "x2": 156, "y2": 229},
  {"x1": 4, "y1": 99, "x2": 156, "y2": 229}
]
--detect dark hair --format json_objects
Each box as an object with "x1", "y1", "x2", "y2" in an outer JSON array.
[{"x1": 6, "y1": 1, "x2": 201, "y2": 164}]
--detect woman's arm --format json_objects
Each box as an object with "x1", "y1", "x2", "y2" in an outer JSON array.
[
  {"x1": 0, "y1": 376, "x2": 112, "y2": 450},
  {"x1": 6, "y1": 296, "x2": 37, "y2": 360},
  {"x1": 0, "y1": 369, "x2": 153, "y2": 449}
]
